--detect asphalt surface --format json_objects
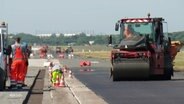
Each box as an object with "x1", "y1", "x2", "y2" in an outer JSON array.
[
  {"x1": 60, "y1": 57, "x2": 184, "y2": 104},
  {"x1": 1, "y1": 55, "x2": 184, "y2": 104}
]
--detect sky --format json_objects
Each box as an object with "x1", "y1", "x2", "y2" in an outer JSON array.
[{"x1": 0, "y1": 0, "x2": 184, "y2": 34}]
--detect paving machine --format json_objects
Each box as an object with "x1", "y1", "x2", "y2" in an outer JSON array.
[{"x1": 109, "y1": 14, "x2": 182, "y2": 81}]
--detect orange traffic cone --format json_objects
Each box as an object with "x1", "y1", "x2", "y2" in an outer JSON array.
[
  {"x1": 69, "y1": 70, "x2": 73, "y2": 78},
  {"x1": 59, "y1": 75, "x2": 65, "y2": 87},
  {"x1": 53, "y1": 75, "x2": 60, "y2": 87}
]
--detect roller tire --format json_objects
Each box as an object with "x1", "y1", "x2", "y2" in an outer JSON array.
[{"x1": 112, "y1": 67, "x2": 118, "y2": 81}]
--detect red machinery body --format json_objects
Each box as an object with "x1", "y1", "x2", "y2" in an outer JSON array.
[
  {"x1": 56, "y1": 47, "x2": 65, "y2": 58},
  {"x1": 170, "y1": 41, "x2": 184, "y2": 61},
  {"x1": 39, "y1": 45, "x2": 48, "y2": 58},
  {"x1": 80, "y1": 61, "x2": 91, "y2": 67},
  {"x1": 110, "y1": 15, "x2": 180, "y2": 81}
]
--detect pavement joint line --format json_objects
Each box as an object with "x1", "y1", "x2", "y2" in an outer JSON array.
[
  {"x1": 23, "y1": 69, "x2": 45, "y2": 104},
  {"x1": 64, "y1": 71, "x2": 108, "y2": 104},
  {"x1": 23, "y1": 70, "x2": 41, "y2": 104},
  {"x1": 65, "y1": 80, "x2": 81, "y2": 104},
  {"x1": 42, "y1": 65, "x2": 54, "y2": 104}
]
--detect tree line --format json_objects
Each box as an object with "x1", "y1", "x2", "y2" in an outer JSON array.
[
  {"x1": 9, "y1": 31, "x2": 184, "y2": 46},
  {"x1": 8, "y1": 33, "x2": 115, "y2": 46}
]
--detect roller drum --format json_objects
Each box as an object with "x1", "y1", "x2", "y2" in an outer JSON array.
[{"x1": 112, "y1": 59, "x2": 150, "y2": 81}]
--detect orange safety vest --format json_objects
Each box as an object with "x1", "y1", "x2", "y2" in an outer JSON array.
[{"x1": 13, "y1": 45, "x2": 25, "y2": 60}]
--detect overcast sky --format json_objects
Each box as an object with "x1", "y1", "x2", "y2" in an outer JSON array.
[{"x1": 0, "y1": 0, "x2": 184, "y2": 34}]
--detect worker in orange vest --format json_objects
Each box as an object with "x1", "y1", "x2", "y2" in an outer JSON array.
[
  {"x1": 9, "y1": 37, "x2": 27, "y2": 89},
  {"x1": 22, "y1": 42, "x2": 32, "y2": 87}
]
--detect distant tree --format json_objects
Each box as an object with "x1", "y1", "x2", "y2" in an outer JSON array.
[{"x1": 7, "y1": 31, "x2": 184, "y2": 46}]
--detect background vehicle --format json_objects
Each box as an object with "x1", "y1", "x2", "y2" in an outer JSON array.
[
  {"x1": 66, "y1": 46, "x2": 74, "y2": 59},
  {"x1": 170, "y1": 41, "x2": 183, "y2": 61},
  {"x1": 39, "y1": 45, "x2": 48, "y2": 58},
  {"x1": 109, "y1": 14, "x2": 183, "y2": 81},
  {"x1": 0, "y1": 21, "x2": 9, "y2": 90},
  {"x1": 55, "y1": 47, "x2": 64, "y2": 58}
]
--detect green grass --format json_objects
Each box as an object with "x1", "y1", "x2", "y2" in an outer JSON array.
[
  {"x1": 51, "y1": 45, "x2": 112, "y2": 52},
  {"x1": 73, "y1": 45, "x2": 111, "y2": 59},
  {"x1": 72, "y1": 45, "x2": 112, "y2": 52},
  {"x1": 51, "y1": 45, "x2": 112, "y2": 59},
  {"x1": 74, "y1": 51, "x2": 111, "y2": 59}
]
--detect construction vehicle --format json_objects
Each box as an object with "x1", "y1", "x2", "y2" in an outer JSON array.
[
  {"x1": 56, "y1": 47, "x2": 62, "y2": 54},
  {"x1": 109, "y1": 14, "x2": 182, "y2": 81},
  {"x1": 0, "y1": 21, "x2": 9, "y2": 90},
  {"x1": 66, "y1": 46, "x2": 74, "y2": 59},
  {"x1": 170, "y1": 41, "x2": 183, "y2": 61},
  {"x1": 39, "y1": 45, "x2": 48, "y2": 58},
  {"x1": 55, "y1": 47, "x2": 64, "y2": 58}
]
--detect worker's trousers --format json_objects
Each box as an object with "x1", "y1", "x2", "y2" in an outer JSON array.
[{"x1": 10, "y1": 59, "x2": 26, "y2": 86}]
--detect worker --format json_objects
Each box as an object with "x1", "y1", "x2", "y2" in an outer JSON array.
[
  {"x1": 66, "y1": 46, "x2": 74, "y2": 59},
  {"x1": 123, "y1": 25, "x2": 134, "y2": 39},
  {"x1": 22, "y1": 42, "x2": 31, "y2": 87},
  {"x1": 9, "y1": 37, "x2": 27, "y2": 89},
  {"x1": 108, "y1": 35, "x2": 112, "y2": 46},
  {"x1": 51, "y1": 64, "x2": 63, "y2": 87},
  {"x1": 118, "y1": 25, "x2": 136, "y2": 47}
]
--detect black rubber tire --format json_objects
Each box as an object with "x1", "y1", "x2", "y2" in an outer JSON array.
[
  {"x1": 0, "y1": 69, "x2": 6, "y2": 91},
  {"x1": 112, "y1": 67, "x2": 119, "y2": 81},
  {"x1": 163, "y1": 54, "x2": 172, "y2": 80},
  {"x1": 162, "y1": 38, "x2": 172, "y2": 80},
  {"x1": 113, "y1": 74, "x2": 119, "y2": 81},
  {"x1": 0, "y1": 76, "x2": 6, "y2": 91}
]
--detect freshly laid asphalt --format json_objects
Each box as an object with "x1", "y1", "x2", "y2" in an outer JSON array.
[{"x1": 61, "y1": 58, "x2": 184, "y2": 104}]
